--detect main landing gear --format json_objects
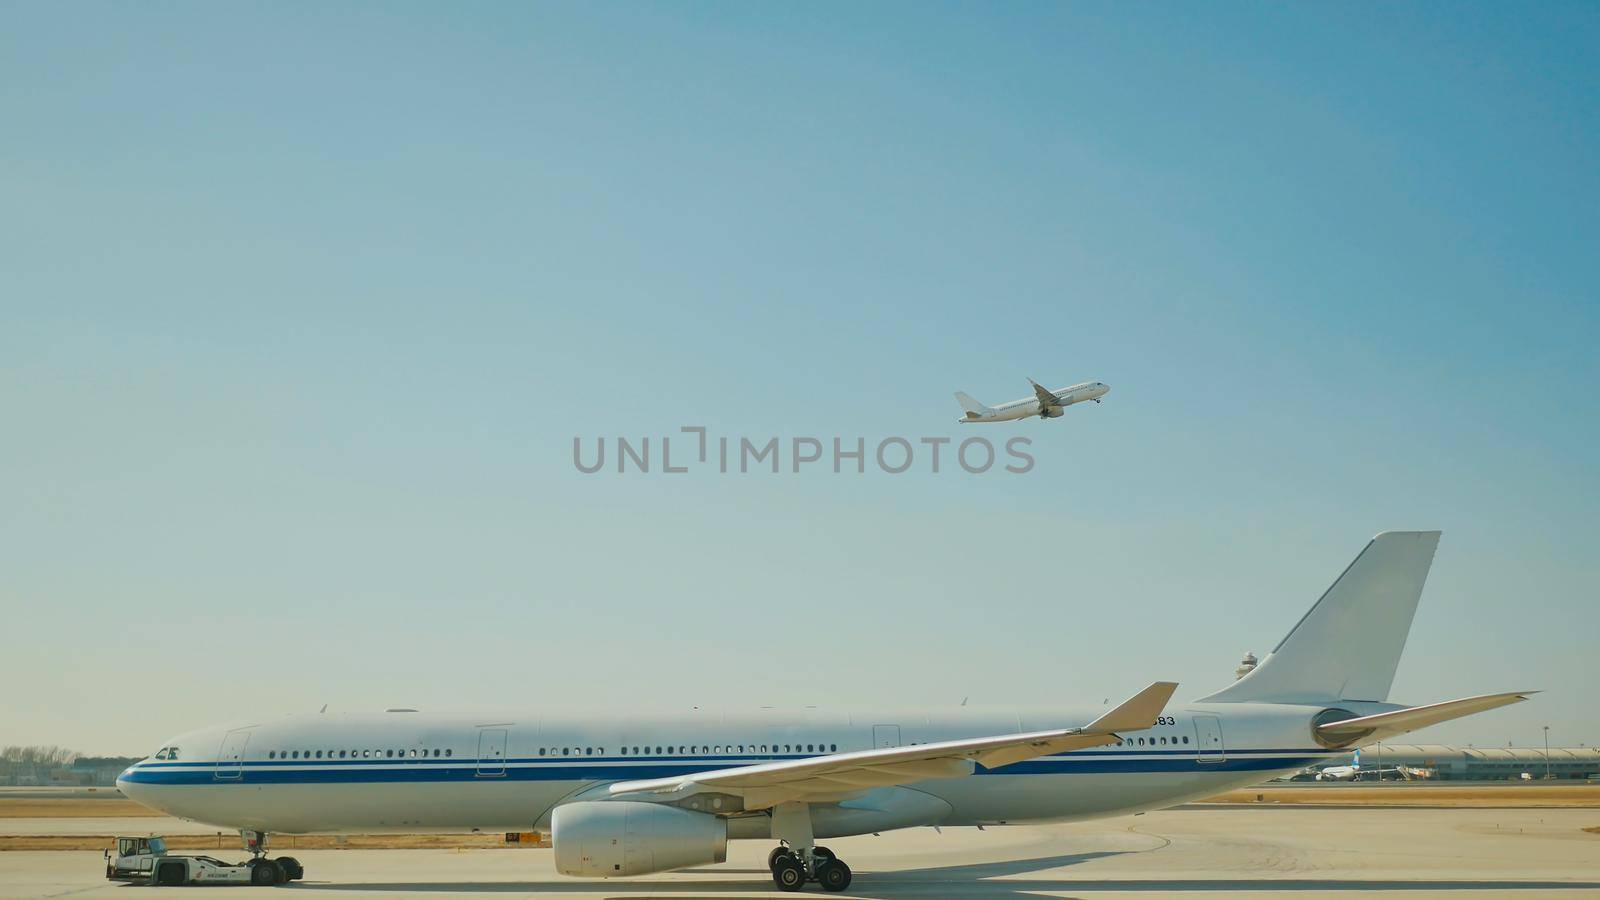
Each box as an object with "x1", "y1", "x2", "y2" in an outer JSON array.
[
  {"x1": 766, "y1": 803, "x2": 852, "y2": 892},
  {"x1": 241, "y1": 830, "x2": 304, "y2": 885}
]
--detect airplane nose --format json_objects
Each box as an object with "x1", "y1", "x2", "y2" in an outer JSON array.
[{"x1": 117, "y1": 768, "x2": 155, "y2": 808}]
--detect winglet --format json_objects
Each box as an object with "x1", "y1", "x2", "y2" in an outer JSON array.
[{"x1": 1085, "y1": 681, "x2": 1179, "y2": 734}]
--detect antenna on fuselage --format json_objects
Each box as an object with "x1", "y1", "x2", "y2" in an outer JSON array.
[{"x1": 319, "y1": 704, "x2": 327, "y2": 714}]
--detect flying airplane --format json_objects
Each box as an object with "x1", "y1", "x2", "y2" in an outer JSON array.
[
  {"x1": 118, "y1": 531, "x2": 1531, "y2": 892},
  {"x1": 955, "y1": 379, "x2": 1109, "y2": 422}
]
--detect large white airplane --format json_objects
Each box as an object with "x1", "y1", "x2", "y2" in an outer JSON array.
[
  {"x1": 118, "y1": 532, "x2": 1530, "y2": 892},
  {"x1": 955, "y1": 379, "x2": 1109, "y2": 422}
]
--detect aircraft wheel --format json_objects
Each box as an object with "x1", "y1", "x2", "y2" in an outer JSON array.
[
  {"x1": 771, "y1": 855, "x2": 806, "y2": 892},
  {"x1": 817, "y1": 858, "x2": 852, "y2": 892},
  {"x1": 250, "y1": 860, "x2": 280, "y2": 885},
  {"x1": 767, "y1": 846, "x2": 791, "y2": 872},
  {"x1": 276, "y1": 856, "x2": 303, "y2": 881},
  {"x1": 812, "y1": 846, "x2": 834, "y2": 862}
]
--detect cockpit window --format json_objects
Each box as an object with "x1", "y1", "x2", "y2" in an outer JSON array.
[
  {"x1": 167, "y1": 747, "x2": 179, "y2": 761},
  {"x1": 153, "y1": 748, "x2": 169, "y2": 760}
]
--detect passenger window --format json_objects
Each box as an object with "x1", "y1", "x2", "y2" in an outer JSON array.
[
  {"x1": 339, "y1": 750, "x2": 347, "y2": 758},
  {"x1": 268, "y1": 751, "x2": 275, "y2": 759},
  {"x1": 562, "y1": 748, "x2": 569, "y2": 756},
  {"x1": 1183, "y1": 736, "x2": 1190, "y2": 744},
  {"x1": 830, "y1": 744, "x2": 837, "y2": 752},
  {"x1": 290, "y1": 751, "x2": 298, "y2": 759}
]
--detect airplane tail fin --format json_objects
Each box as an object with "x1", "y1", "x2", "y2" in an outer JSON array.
[
  {"x1": 954, "y1": 392, "x2": 989, "y2": 416},
  {"x1": 1200, "y1": 531, "x2": 1441, "y2": 705}
]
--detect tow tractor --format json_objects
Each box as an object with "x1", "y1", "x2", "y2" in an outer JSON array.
[{"x1": 105, "y1": 832, "x2": 304, "y2": 886}]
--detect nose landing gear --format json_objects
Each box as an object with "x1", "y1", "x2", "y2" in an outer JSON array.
[{"x1": 241, "y1": 830, "x2": 305, "y2": 884}]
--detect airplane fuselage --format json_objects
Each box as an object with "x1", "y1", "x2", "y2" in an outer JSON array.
[{"x1": 118, "y1": 699, "x2": 1375, "y2": 839}]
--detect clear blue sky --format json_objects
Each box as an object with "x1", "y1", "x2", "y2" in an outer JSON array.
[{"x1": 2, "y1": 2, "x2": 1596, "y2": 755}]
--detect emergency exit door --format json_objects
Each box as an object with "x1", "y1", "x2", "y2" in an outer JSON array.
[
  {"x1": 214, "y1": 729, "x2": 250, "y2": 781},
  {"x1": 476, "y1": 728, "x2": 508, "y2": 777},
  {"x1": 1193, "y1": 715, "x2": 1226, "y2": 763}
]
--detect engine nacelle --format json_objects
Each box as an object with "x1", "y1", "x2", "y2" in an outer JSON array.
[
  {"x1": 552, "y1": 801, "x2": 726, "y2": 877},
  {"x1": 1042, "y1": 407, "x2": 1064, "y2": 418}
]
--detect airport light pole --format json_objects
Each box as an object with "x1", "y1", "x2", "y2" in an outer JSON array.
[{"x1": 1543, "y1": 726, "x2": 1551, "y2": 781}]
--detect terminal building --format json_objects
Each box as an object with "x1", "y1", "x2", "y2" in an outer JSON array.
[{"x1": 1356, "y1": 744, "x2": 1600, "y2": 781}]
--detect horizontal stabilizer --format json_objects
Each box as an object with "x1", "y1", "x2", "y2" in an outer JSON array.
[{"x1": 1318, "y1": 691, "x2": 1535, "y2": 745}]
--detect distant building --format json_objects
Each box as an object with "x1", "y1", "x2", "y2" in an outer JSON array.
[
  {"x1": 68, "y1": 756, "x2": 139, "y2": 786},
  {"x1": 1358, "y1": 744, "x2": 1600, "y2": 780}
]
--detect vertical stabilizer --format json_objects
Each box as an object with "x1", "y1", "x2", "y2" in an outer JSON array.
[
  {"x1": 1200, "y1": 531, "x2": 1441, "y2": 704},
  {"x1": 954, "y1": 392, "x2": 989, "y2": 416}
]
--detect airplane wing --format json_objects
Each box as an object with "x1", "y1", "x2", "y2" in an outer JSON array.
[
  {"x1": 1317, "y1": 691, "x2": 1534, "y2": 745},
  {"x1": 1028, "y1": 378, "x2": 1059, "y2": 408},
  {"x1": 608, "y1": 682, "x2": 1177, "y2": 810}
]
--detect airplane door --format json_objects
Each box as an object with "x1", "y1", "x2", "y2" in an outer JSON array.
[
  {"x1": 1193, "y1": 715, "x2": 1225, "y2": 763},
  {"x1": 476, "y1": 728, "x2": 508, "y2": 777},
  {"x1": 872, "y1": 725, "x2": 901, "y2": 749},
  {"x1": 214, "y1": 729, "x2": 250, "y2": 781}
]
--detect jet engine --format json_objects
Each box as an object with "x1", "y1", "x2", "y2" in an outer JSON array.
[
  {"x1": 1041, "y1": 407, "x2": 1064, "y2": 418},
  {"x1": 552, "y1": 801, "x2": 726, "y2": 877}
]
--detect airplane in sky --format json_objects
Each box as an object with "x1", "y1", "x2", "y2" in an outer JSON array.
[
  {"x1": 955, "y1": 379, "x2": 1109, "y2": 422},
  {"x1": 118, "y1": 531, "x2": 1530, "y2": 892}
]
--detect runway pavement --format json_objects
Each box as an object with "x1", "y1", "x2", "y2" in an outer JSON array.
[{"x1": 3, "y1": 806, "x2": 1598, "y2": 898}]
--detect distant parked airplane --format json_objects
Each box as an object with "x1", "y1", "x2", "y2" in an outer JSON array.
[{"x1": 956, "y1": 379, "x2": 1108, "y2": 422}]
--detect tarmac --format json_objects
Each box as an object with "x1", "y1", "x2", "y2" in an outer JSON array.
[{"x1": 3, "y1": 805, "x2": 1598, "y2": 898}]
